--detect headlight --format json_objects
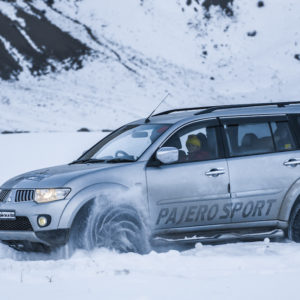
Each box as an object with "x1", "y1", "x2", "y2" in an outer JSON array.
[{"x1": 35, "y1": 188, "x2": 71, "y2": 203}]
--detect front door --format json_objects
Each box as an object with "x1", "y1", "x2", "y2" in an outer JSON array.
[{"x1": 146, "y1": 119, "x2": 231, "y2": 231}]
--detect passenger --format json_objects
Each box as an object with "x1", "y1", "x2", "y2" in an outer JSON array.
[{"x1": 186, "y1": 134, "x2": 210, "y2": 161}]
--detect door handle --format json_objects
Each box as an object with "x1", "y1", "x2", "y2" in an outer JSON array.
[
  {"x1": 205, "y1": 168, "x2": 225, "y2": 177},
  {"x1": 283, "y1": 159, "x2": 300, "y2": 167}
]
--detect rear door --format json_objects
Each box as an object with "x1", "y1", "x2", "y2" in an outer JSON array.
[
  {"x1": 146, "y1": 119, "x2": 232, "y2": 231},
  {"x1": 221, "y1": 115, "x2": 300, "y2": 224}
]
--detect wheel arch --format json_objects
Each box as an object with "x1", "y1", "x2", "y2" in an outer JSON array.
[
  {"x1": 58, "y1": 182, "x2": 129, "y2": 229},
  {"x1": 278, "y1": 178, "x2": 300, "y2": 222}
]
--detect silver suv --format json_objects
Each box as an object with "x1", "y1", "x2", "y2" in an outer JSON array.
[{"x1": 2, "y1": 101, "x2": 300, "y2": 253}]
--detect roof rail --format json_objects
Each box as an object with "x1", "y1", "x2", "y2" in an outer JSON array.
[
  {"x1": 153, "y1": 105, "x2": 216, "y2": 116},
  {"x1": 153, "y1": 101, "x2": 300, "y2": 117},
  {"x1": 194, "y1": 101, "x2": 300, "y2": 115}
]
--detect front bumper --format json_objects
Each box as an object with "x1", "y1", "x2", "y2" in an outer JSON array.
[
  {"x1": 0, "y1": 229, "x2": 70, "y2": 246},
  {"x1": 0, "y1": 231, "x2": 47, "y2": 244},
  {"x1": 0, "y1": 197, "x2": 70, "y2": 246}
]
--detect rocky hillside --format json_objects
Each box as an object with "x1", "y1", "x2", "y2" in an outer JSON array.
[
  {"x1": 0, "y1": 1, "x2": 90, "y2": 80},
  {"x1": 0, "y1": 0, "x2": 300, "y2": 132},
  {"x1": 0, "y1": 0, "x2": 235, "y2": 81}
]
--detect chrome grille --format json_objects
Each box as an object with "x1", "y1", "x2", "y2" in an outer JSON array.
[
  {"x1": 0, "y1": 190, "x2": 10, "y2": 202},
  {"x1": 15, "y1": 190, "x2": 35, "y2": 202}
]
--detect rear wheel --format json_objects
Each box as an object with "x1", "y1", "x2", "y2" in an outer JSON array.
[{"x1": 288, "y1": 202, "x2": 300, "y2": 242}]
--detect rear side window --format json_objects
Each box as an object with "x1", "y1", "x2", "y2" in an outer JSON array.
[
  {"x1": 224, "y1": 122, "x2": 274, "y2": 156},
  {"x1": 224, "y1": 119, "x2": 296, "y2": 157}
]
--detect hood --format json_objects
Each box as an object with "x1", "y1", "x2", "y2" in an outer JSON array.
[{"x1": 1, "y1": 163, "x2": 120, "y2": 189}]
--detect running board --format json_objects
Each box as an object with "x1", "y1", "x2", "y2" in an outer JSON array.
[{"x1": 152, "y1": 229, "x2": 285, "y2": 244}]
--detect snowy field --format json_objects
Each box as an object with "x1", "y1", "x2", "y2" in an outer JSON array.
[{"x1": 1, "y1": 132, "x2": 300, "y2": 300}]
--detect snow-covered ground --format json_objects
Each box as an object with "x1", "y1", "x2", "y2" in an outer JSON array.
[
  {"x1": 1, "y1": 241, "x2": 300, "y2": 300},
  {"x1": 0, "y1": 132, "x2": 300, "y2": 300}
]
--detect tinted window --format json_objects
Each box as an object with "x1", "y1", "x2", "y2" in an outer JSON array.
[
  {"x1": 292, "y1": 116, "x2": 300, "y2": 147},
  {"x1": 162, "y1": 122, "x2": 221, "y2": 163},
  {"x1": 271, "y1": 121, "x2": 296, "y2": 151},
  {"x1": 224, "y1": 121, "x2": 274, "y2": 156}
]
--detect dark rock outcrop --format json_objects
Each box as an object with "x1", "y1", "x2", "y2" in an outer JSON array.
[{"x1": 0, "y1": 1, "x2": 91, "y2": 80}]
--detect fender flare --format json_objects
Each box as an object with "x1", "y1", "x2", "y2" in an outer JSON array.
[
  {"x1": 278, "y1": 178, "x2": 300, "y2": 222},
  {"x1": 58, "y1": 182, "x2": 128, "y2": 229}
]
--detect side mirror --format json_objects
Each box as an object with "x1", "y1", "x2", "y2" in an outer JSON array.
[{"x1": 156, "y1": 147, "x2": 179, "y2": 164}]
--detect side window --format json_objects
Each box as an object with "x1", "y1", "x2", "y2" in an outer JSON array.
[
  {"x1": 162, "y1": 122, "x2": 221, "y2": 163},
  {"x1": 224, "y1": 121, "x2": 274, "y2": 156},
  {"x1": 224, "y1": 118, "x2": 298, "y2": 157},
  {"x1": 271, "y1": 121, "x2": 296, "y2": 151},
  {"x1": 291, "y1": 115, "x2": 300, "y2": 148}
]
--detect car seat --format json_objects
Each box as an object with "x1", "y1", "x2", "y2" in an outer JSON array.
[
  {"x1": 196, "y1": 133, "x2": 209, "y2": 151},
  {"x1": 241, "y1": 133, "x2": 259, "y2": 154}
]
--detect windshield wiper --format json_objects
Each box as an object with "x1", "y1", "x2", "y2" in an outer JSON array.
[
  {"x1": 105, "y1": 158, "x2": 135, "y2": 163},
  {"x1": 70, "y1": 159, "x2": 107, "y2": 165}
]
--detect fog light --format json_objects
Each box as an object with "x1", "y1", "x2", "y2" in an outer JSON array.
[{"x1": 37, "y1": 215, "x2": 50, "y2": 227}]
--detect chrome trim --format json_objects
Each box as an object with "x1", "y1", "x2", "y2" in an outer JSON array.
[
  {"x1": 157, "y1": 193, "x2": 230, "y2": 205},
  {"x1": 205, "y1": 168, "x2": 225, "y2": 177},
  {"x1": 232, "y1": 189, "x2": 281, "y2": 198},
  {"x1": 283, "y1": 159, "x2": 300, "y2": 167}
]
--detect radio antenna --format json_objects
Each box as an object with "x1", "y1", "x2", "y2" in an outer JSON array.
[{"x1": 145, "y1": 93, "x2": 170, "y2": 123}]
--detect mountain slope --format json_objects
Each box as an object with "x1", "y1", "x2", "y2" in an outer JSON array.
[{"x1": 0, "y1": 0, "x2": 300, "y2": 132}]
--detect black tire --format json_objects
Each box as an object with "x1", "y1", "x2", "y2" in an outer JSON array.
[
  {"x1": 89, "y1": 206, "x2": 150, "y2": 254},
  {"x1": 288, "y1": 202, "x2": 300, "y2": 242}
]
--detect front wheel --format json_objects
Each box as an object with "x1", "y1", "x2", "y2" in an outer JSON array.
[{"x1": 89, "y1": 206, "x2": 150, "y2": 254}]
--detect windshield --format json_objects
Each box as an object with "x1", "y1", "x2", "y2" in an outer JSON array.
[{"x1": 76, "y1": 124, "x2": 170, "y2": 163}]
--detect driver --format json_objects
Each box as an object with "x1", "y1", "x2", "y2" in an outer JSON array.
[{"x1": 186, "y1": 134, "x2": 210, "y2": 161}]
